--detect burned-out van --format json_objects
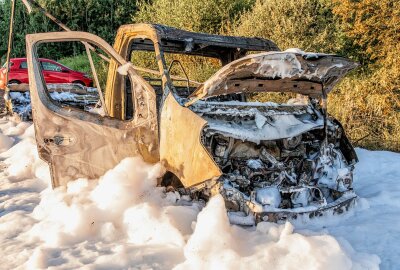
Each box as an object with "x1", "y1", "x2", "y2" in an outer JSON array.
[{"x1": 26, "y1": 24, "x2": 358, "y2": 224}]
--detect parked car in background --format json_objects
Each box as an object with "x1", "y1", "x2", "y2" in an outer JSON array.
[{"x1": 0, "y1": 57, "x2": 93, "y2": 90}]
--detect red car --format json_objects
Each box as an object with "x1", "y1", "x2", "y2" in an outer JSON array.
[{"x1": 0, "y1": 58, "x2": 93, "y2": 90}]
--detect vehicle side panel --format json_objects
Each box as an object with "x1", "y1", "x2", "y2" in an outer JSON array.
[
  {"x1": 160, "y1": 93, "x2": 221, "y2": 187},
  {"x1": 26, "y1": 31, "x2": 159, "y2": 187}
]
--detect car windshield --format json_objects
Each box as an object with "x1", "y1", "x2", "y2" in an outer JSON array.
[{"x1": 57, "y1": 62, "x2": 73, "y2": 71}]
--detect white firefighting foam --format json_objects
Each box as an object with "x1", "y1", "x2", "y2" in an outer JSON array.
[{"x1": 0, "y1": 117, "x2": 388, "y2": 269}]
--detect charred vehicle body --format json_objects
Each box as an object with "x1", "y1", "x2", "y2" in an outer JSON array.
[{"x1": 26, "y1": 24, "x2": 358, "y2": 225}]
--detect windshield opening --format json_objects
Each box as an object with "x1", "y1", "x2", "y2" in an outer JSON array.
[{"x1": 129, "y1": 38, "x2": 222, "y2": 97}]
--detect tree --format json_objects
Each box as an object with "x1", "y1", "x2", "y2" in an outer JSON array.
[
  {"x1": 38, "y1": 0, "x2": 138, "y2": 44},
  {"x1": 0, "y1": 0, "x2": 138, "y2": 62},
  {"x1": 0, "y1": 1, "x2": 53, "y2": 60}
]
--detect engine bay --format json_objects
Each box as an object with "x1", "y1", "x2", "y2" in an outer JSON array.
[{"x1": 193, "y1": 99, "x2": 357, "y2": 224}]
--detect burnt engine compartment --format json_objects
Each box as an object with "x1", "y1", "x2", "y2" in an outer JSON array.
[{"x1": 199, "y1": 111, "x2": 356, "y2": 223}]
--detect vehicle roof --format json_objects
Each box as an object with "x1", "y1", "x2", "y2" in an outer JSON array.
[
  {"x1": 10, "y1": 58, "x2": 57, "y2": 62},
  {"x1": 120, "y1": 24, "x2": 280, "y2": 62},
  {"x1": 153, "y1": 24, "x2": 279, "y2": 51}
]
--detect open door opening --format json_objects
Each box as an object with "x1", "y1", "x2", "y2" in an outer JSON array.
[{"x1": 26, "y1": 31, "x2": 159, "y2": 187}]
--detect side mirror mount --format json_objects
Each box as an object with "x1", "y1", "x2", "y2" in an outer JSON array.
[{"x1": 61, "y1": 69, "x2": 70, "y2": 73}]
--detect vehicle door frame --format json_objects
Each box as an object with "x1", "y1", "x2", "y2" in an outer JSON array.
[
  {"x1": 108, "y1": 25, "x2": 221, "y2": 187},
  {"x1": 26, "y1": 31, "x2": 159, "y2": 187},
  {"x1": 105, "y1": 24, "x2": 174, "y2": 119}
]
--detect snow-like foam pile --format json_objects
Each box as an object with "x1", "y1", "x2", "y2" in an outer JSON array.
[{"x1": 0, "y1": 117, "x2": 387, "y2": 269}]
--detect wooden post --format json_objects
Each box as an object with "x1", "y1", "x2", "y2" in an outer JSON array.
[
  {"x1": 3, "y1": 0, "x2": 17, "y2": 112},
  {"x1": 4, "y1": 0, "x2": 17, "y2": 91}
]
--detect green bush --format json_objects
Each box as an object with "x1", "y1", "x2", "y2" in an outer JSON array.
[
  {"x1": 232, "y1": 0, "x2": 342, "y2": 53},
  {"x1": 58, "y1": 53, "x2": 108, "y2": 89},
  {"x1": 329, "y1": 48, "x2": 400, "y2": 152},
  {"x1": 134, "y1": 0, "x2": 254, "y2": 33},
  {"x1": 0, "y1": 0, "x2": 137, "y2": 61},
  {"x1": 58, "y1": 54, "x2": 92, "y2": 74}
]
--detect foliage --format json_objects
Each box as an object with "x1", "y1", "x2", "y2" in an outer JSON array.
[
  {"x1": 37, "y1": 0, "x2": 137, "y2": 45},
  {"x1": 330, "y1": 0, "x2": 400, "y2": 151},
  {"x1": 134, "y1": 0, "x2": 254, "y2": 33},
  {"x1": 0, "y1": 1, "x2": 55, "y2": 61},
  {"x1": 0, "y1": 0, "x2": 137, "y2": 62},
  {"x1": 58, "y1": 54, "x2": 92, "y2": 74},
  {"x1": 232, "y1": 0, "x2": 343, "y2": 53},
  {"x1": 130, "y1": 51, "x2": 221, "y2": 84},
  {"x1": 332, "y1": 0, "x2": 400, "y2": 63},
  {"x1": 329, "y1": 62, "x2": 400, "y2": 151}
]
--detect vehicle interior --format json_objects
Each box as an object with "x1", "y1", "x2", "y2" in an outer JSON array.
[{"x1": 126, "y1": 24, "x2": 280, "y2": 107}]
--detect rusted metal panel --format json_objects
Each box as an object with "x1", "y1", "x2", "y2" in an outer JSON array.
[
  {"x1": 160, "y1": 93, "x2": 221, "y2": 187},
  {"x1": 186, "y1": 52, "x2": 358, "y2": 106},
  {"x1": 26, "y1": 31, "x2": 159, "y2": 187},
  {"x1": 224, "y1": 79, "x2": 322, "y2": 95}
]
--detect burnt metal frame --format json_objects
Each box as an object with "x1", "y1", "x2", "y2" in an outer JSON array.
[
  {"x1": 26, "y1": 31, "x2": 160, "y2": 187},
  {"x1": 27, "y1": 31, "x2": 154, "y2": 129},
  {"x1": 114, "y1": 24, "x2": 281, "y2": 114}
]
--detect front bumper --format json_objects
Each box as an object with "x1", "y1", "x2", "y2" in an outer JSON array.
[
  {"x1": 255, "y1": 193, "x2": 357, "y2": 223},
  {"x1": 223, "y1": 182, "x2": 357, "y2": 225}
]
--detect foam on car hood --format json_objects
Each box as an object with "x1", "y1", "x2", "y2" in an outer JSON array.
[{"x1": 186, "y1": 51, "x2": 358, "y2": 106}]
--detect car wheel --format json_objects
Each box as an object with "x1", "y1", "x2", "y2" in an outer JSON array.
[
  {"x1": 8, "y1": 80, "x2": 21, "y2": 85},
  {"x1": 72, "y1": 80, "x2": 85, "y2": 86}
]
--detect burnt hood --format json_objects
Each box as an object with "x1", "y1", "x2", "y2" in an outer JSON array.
[{"x1": 186, "y1": 50, "x2": 358, "y2": 106}]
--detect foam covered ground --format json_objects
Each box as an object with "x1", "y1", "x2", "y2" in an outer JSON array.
[{"x1": 0, "y1": 117, "x2": 396, "y2": 269}]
